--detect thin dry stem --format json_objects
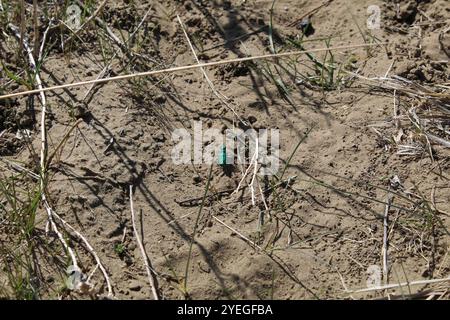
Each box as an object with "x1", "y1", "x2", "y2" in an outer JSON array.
[
  {"x1": 382, "y1": 193, "x2": 393, "y2": 284},
  {"x1": 176, "y1": 14, "x2": 244, "y2": 123},
  {"x1": 0, "y1": 42, "x2": 387, "y2": 101},
  {"x1": 348, "y1": 276, "x2": 450, "y2": 294},
  {"x1": 129, "y1": 186, "x2": 159, "y2": 300},
  {"x1": 50, "y1": 205, "x2": 114, "y2": 298}
]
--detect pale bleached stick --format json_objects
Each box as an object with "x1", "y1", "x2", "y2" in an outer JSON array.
[
  {"x1": 168, "y1": 175, "x2": 297, "y2": 226},
  {"x1": 129, "y1": 186, "x2": 159, "y2": 300},
  {"x1": 87, "y1": 263, "x2": 99, "y2": 283},
  {"x1": 233, "y1": 143, "x2": 258, "y2": 196},
  {"x1": 393, "y1": 89, "x2": 400, "y2": 129},
  {"x1": 426, "y1": 133, "x2": 450, "y2": 148},
  {"x1": 212, "y1": 215, "x2": 261, "y2": 250},
  {"x1": 7, "y1": 23, "x2": 47, "y2": 182},
  {"x1": 382, "y1": 193, "x2": 393, "y2": 284},
  {"x1": 128, "y1": 5, "x2": 154, "y2": 46},
  {"x1": 176, "y1": 15, "x2": 244, "y2": 123},
  {"x1": 6, "y1": 18, "x2": 112, "y2": 290},
  {"x1": 0, "y1": 164, "x2": 112, "y2": 296},
  {"x1": 43, "y1": 202, "x2": 78, "y2": 269},
  {"x1": 384, "y1": 60, "x2": 395, "y2": 78},
  {"x1": 73, "y1": 0, "x2": 150, "y2": 63},
  {"x1": 38, "y1": 18, "x2": 54, "y2": 63},
  {"x1": 6, "y1": 20, "x2": 78, "y2": 273},
  {"x1": 347, "y1": 276, "x2": 450, "y2": 294},
  {"x1": 0, "y1": 158, "x2": 40, "y2": 180},
  {"x1": 249, "y1": 135, "x2": 259, "y2": 206},
  {"x1": 82, "y1": 4, "x2": 155, "y2": 101},
  {"x1": 342, "y1": 70, "x2": 450, "y2": 100},
  {"x1": 257, "y1": 178, "x2": 269, "y2": 211},
  {"x1": 0, "y1": 42, "x2": 387, "y2": 101},
  {"x1": 49, "y1": 203, "x2": 114, "y2": 298},
  {"x1": 0, "y1": 46, "x2": 78, "y2": 272},
  {"x1": 9, "y1": 21, "x2": 67, "y2": 265}
]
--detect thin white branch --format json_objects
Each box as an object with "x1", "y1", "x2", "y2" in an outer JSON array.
[
  {"x1": 0, "y1": 42, "x2": 387, "y2": 101},
  {"x1": 212, "y1": 215, "x2": 261, "y2": 250},
  {"x1": 347, "y1": 276, "x2": 450, "y2": 294},
  {"x1": 250, "y1": 135, "x2": 259, "y2": 206},
  {"x1": 38, "y1": 18, "x2": 54, "y2": 63},
  {"x1": 382, "y1": 193, "x2": 392, "y2": 284},
  {"x1": 232, "y1": 141, "x2": 259, "y2": 197},
  {"x1": 129, "y1": 186, "x2": 159, "y2": 300},
  {"x1": 43, "y1": 201, "x2": 78, "y2": 269},
  {"x1": 176, "y1": 14, "x2": 245, "y2": 124},
  {"x1": 50, "y1": 204, "x2": 114, "y2": 298}
]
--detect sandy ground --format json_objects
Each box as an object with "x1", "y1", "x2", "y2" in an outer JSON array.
[{"x1": 0, "y1": 0, "x2": 449, "y2": 299}]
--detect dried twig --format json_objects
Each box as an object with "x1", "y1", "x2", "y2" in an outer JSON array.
[
  {"x1": 4, "y1": 13, "x2": 113, "y2": 298},
  {"x1": 81, "y1": 4, "x2": 155, "y2": 101},
  {"x1": 249, "y1": 135, "x2": 259, "y2": 206},
  {"x1": 7, "y1": 23, "x2": 47, "y2": 178},
  {"x1": 73, "y1": 0, "x2": 150, "y2": 63},
  {"x1": 0, "y1": 158, "x2": 40, "y2": 180},
  {"x1": 382, "y1": 193, "x2": 393, "y2": 284},
  {"x1": 233, "y1": 143, "x2": 259, "y2": 197},
  {"x1": 49, "y1": 203, "x2": 114, "y2": 298},
  {"x1": 43, "y1": 202, "x2": 78, "y2": 269},
  {"x1": 176, "y1": 15, "x2": 244, "y2": 123},
  {"x1": 38, "y1": 18, "x2": 54, "y2": 63},
  {"x1": 343, "y1": 71, "x2": 450, "y2": 101},
  {"x1": 6, "y1": 21, "x2": 68, "y2": 278},
  {"x1": 212, "y1": 215, "x2": 261, "y2": 250},
  {"x1": 0, "y1": 42, "x2": 387, "y2": 101},
  {"x1": 129, "y1": 186, "x2": 159, "y2": 300},
  {"x1": 347, "y1": 276, "x2": 450, "y2": 294},
  {"x1": 426, "y1": 133, "x2": 450, "y2": 148},
  {"x1": 211, "y1": 214, "x2": 320, "y2": 298}
]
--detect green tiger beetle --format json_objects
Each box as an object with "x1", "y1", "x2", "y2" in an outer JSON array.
[
  {"x1": 218, "y1": 144, "x2": 234, "y2": 176},
  {"x1": 218, "y1": 144, "x2": 228, "y2": 166}
]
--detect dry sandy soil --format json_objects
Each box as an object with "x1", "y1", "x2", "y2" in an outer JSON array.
[{"x1": 0, "y1": 0, "x2": 449, "y2": 299}]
